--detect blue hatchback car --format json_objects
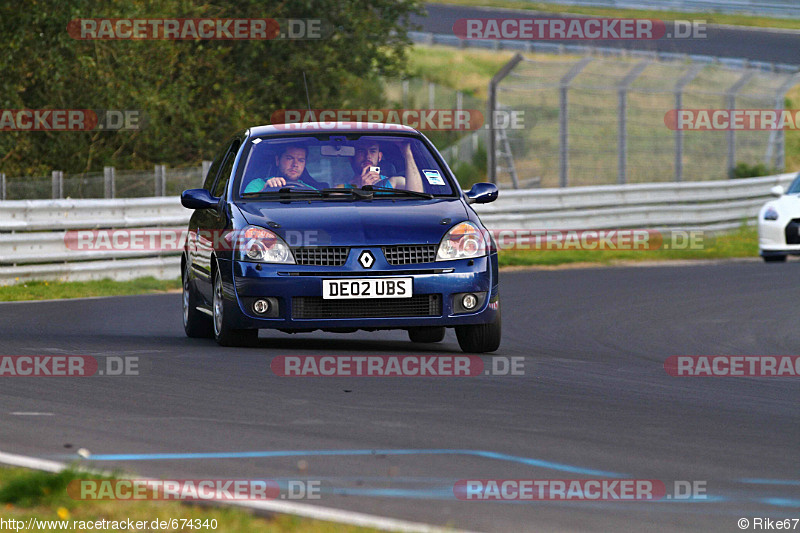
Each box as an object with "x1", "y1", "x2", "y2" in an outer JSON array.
[{"x1": 180, "y1": 123, "x2": 500, "y2": 352}]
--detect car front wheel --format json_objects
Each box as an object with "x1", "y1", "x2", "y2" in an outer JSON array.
[
  {"x1": 213, "y1": 268, "x2": 258, "y2": 347},
  {"x1": 455, "y1": 308, "x2": 501, "y2": 353}
]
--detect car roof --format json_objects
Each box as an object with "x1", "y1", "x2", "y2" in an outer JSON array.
[{"x1": 247, "y1": 122, "x2": 421, "y2": 137}]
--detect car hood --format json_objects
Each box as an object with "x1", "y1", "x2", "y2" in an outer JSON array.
[{"x1": 235, "y1": 199, "x2": 469, "y2": 246}]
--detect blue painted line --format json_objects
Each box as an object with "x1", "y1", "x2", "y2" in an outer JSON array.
[
  {"x1": 328, "y1": 487, "x2": 456, "y2": 499},
  {"x1": 322, "y1": 487, "x2": 727, "y2": 503},
  {"x1": 658, "y1": 495, "x2": 728, "y2": 503},
  {"x1": 759, "y1": 498, "x2": 800, "y2": 508},
  {"x1": 81, "y1": 448, "x2": 627, "y2": 477},
  {"x1": 738, "y1": 478, "x2": 800, "y2": 486}
]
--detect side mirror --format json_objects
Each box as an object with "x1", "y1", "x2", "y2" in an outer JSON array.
[
  {"x1": 465, "y1": 183, "x2": 498, "y2": 205},
  {"x1": 181, "y1": 188, "x2": 219, "y2": 209},
  {"x1": 771, "y1": 185, "x2": 784, "y2": 198}
]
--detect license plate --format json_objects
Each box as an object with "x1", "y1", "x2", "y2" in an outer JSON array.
[{"x1": 322, "y1": 278, "x2": 412, "y2": 299}]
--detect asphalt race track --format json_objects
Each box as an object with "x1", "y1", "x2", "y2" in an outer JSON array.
[
  {"x1": 415, "y1": 4, "x2": 800, "y2": 66},
  {"x1": 1, "y1": 262, "x2": 799, "y2": 532}
]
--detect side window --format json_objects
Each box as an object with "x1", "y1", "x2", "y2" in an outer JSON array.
[
  {"x1": 212, "y1": 140, "x2": 241, "y2": 198},
  {"x1": 202, "y1": 142, "x2": 231, "y2": 191}
]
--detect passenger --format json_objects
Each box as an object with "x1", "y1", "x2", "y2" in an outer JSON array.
[
  {"x1": 244, "y1": 144, "x2": 328, "y2": 193},
  {"x1": 346, "y1": 140, "x2": 424, "y2": 192}
]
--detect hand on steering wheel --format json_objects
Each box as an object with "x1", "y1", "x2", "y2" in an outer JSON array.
[{"x1": 262, "y1": 177, "x2": 302, "y2": 190}]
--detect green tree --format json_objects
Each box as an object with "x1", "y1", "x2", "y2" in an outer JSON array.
[{"x1": 0, "y1": 0, "x2": 422, "y2": 176}]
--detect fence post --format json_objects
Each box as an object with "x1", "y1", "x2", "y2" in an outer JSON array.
[
  {"x1": 201, "y1": 160, "x2": 212, "y2": 183},
  {"x1": 558, "y1": 58, "x2": 592, "y2": 188},
  {"x1": 154, "y1": 165, "x2": 166, "y2": 196},
  {"x1": 726, "y1": 70, "x2": 755, "y2": 178},
  {"x1": 428, "y1": 82, "x2": 435, "y2": 110},
  {"x1": 617, "y1": 61, "x2": 649, "y2": 185},
  {"x1": 487, "y1": 53, "x2": 524, "y2": 184},
  {"x1": 402, "y1": 80, "x2": 409, "y2": 108},
  {"x1": 456, "y1": 91, "x2": 462, "y2": 113},
  {"x1": 768, "y1": 73, "x2": 800, "y2": 171},
  {"x1": 0, "y1": 173, "x2": 5, "y2": 201},
  {"x1": 673, "y1": 64, "x2": 703, "y2": 182},
  {"x1": 103, "y1": 166, "x2": 115, "y2": 198},
  {"x1": 51, "y1": 170, "x2": 63, "y2": 199}
]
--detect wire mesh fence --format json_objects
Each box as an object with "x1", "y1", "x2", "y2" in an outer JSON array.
[
  {"x1": 492, "y1": 55, "x2": 800, "y2": 188},
  {"x1": 0, "y1": 165, "x2": 208, "y2": 200}
]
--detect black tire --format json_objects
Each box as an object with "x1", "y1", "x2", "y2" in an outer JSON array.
[
  {"x1": 408, "y1": 326, "x2": 446, "y2": 343},
  {"x1": 183, "y1": 260, "x2": 213, "y2": 338},
  {"x1": 455, "y1": 308, "x2": 501, "y2": 353},
  {"x1": 213, "y1": 268, "x2": 259, "y2": 347},
  {"x1": 763, "y1": 254, "x2": 787, "y2": 263}
]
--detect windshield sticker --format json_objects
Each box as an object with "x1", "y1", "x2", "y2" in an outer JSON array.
[
  {"x1": 423, "y1": 169, "x2": 445, "y2": 185},
  {"x1": 252, "y1": 138, "x2": 262, "y2": 144}
]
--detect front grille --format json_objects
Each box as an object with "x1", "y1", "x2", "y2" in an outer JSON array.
[
  {"x1": 383, "y1": 245, "x2": 438, "y2": 265},
  {"x1": 785, "y1": 220, "x2": 800, "y2": 245},
  {"x1": 293, "y1": 247, "x2": 349, "y2": 266},
  {"x1": 292, "y1": 294, "x2": 441, "y2": 319}
]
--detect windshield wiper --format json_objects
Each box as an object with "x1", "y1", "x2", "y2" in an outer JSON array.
[
  {"x1": 366, "y1": 186, "x2": 434, "y2": 199},
  {"x1": 242, "y1": 188, "x2": 321, "y2": 198},
  {"x1": 241, "y1": 187, "x2": 372, "y2": 201}
]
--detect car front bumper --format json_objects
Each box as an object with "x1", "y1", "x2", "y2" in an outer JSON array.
[
  {"x1": 759, "y1": 218, "x2": 800, "y2": 254},
  {"x1": 218, "y1": 250, "x2": 500, "y2": 331}
]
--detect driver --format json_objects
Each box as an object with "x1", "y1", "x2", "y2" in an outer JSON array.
[{"x1": 244, "y1": 144, "x2": 328, "y2": 193}]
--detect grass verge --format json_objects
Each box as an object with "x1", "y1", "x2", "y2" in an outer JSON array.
[
  {"x1": 0, "y1": 277, "x2": 181, "y2": 302},
  {"x1": 427, "y1": 0, "x2": 800, "y2": 31},
  {"x1": 0, "y1": 467, "x2": 383, "y2": 533},
  {"x1": 496, "y1": 225, "x2": 759, "y2": 267}
]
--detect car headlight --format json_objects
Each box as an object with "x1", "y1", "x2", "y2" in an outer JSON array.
[
  {"x1": 763, "y1": 206, "x2": 779, "y2": 221},
  {"x1": 436, "y1": 221, "x2": 488, "y2": 261},
  {"x1": 236, "y1": 226, "x2": 294, "y2": 264}
]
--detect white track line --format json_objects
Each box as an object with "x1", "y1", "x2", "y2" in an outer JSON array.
[{"x1": 0, "y1": 450, "x2": 477, "y2": 533}]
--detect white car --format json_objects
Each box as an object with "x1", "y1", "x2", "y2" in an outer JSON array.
[{"x1": 758, "y1": 172, "x2": 800, "y2": 262}]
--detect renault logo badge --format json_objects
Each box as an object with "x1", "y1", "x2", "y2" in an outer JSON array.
[{"x1": 358, "y1": 250, "x2": 375, "y2": 269}]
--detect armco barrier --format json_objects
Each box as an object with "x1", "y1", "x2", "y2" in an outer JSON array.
[
  {"x1": 0, "y1": 197, "x2": 188, "y2": 285},
  {"x1": 473, "y1": 173, "x2": 798, "y2": 230},
  {"x1": 0, "y1": 173, "x2": 795, "y2": 284}
]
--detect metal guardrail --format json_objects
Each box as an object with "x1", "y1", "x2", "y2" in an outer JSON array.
[
  {"x1": 524, "y1": 0, "x2": 800, "y2": 19},
  {"x1": 0, "y1": 197, "x2": 188, "y2": 285},
  {"x1": 0, "y1": 172, "x2": 794, "y2": 284},
  {"x1": 474, "y1": 172, "x2": 797, "y2": 230},
  {"x1": 0, "y1": 197, "x2": 187, "y2": 232}
]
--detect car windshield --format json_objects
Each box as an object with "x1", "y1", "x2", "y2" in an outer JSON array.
[
  {"x1": 235, "y1": 135, "x2": 455, "y2": 199},
  {"x1": 786, "y1": 174, "x2": 800, "y2": 194}
]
